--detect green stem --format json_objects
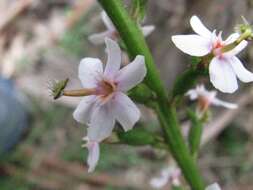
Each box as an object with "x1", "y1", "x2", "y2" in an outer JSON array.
[
  {"x1": 98, "y1": 1, "x2": 205, "y2": 189},
  {"x1": 187, "y1": 109, "x2": 204, "y2": 159},
  {"x1": 98, "y1": 0, "x2": 167, "y2": 100},
  {"x1": 156, "y1": 105, "x2": 205, "y2": 189}
]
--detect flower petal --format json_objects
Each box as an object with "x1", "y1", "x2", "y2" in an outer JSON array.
[
  {"x1": 224, "y1": 33, "x2": 240, "y2": 44},
  {"x1": 88, "y1": 31, "x2": 113, "y2": 45},
  {"x1": 190, "y1": 15, "x2": 212, "y2": 38},
  {"x1": 205, "y1": 183, "x2": 221, "y2": 190},
  {"x1": 229, "y1": 56, "x2": 253, "y2": 82},
  {"x1": 86, "y1": 140, "x2": 100, "y2": 173},
  {"x1": 88, "y1": 103, "x2": 115, "y2": 141},
  {"x1": 116, "y1": 55, "x2": 146, "y2": 91},
  {"x1": 171, "y1": 35, "x2": 211, "y2": 56},
  {"x1": 79, "y1": 58, "x2": 103, "y2": 88},
  {"x1": 186, "y1": 89, "x2": 198, "y2": 100},
  {"x1": 104, "y1": 38, "x2": 121, "y2": 78},
  {"x1": 112, "y1": 92, "x2": 140, "y2": 131},
  {"x1": 209, "y1": 57, "x2": 238, "y2": 93},
  {"x1": 101, "y1": 11, "x2": 115, "y2": 31},
  {"x1": 73, "y1": 95, "x2": 96, "y2": 124},
  {"x1": 212, "y1": 97, "x2": 238, "y2": 109},
  {"x1": 141, "y1": 25, "x2": 155, "y2": 37},
  {"x1": 223, "y1": 40, "x2": 248, "y2": 57}
]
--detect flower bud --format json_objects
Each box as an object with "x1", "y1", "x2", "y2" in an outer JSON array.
[{"x1": 117, "y1": 127, "x2": 156, "y2": 146}]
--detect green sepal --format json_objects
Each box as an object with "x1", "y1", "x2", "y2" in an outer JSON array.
[
  {"x1": 130, "y1": 0, "x2": 148, "y2": 23},
  {"x1": 128, "y1": 83, "x2": 155, "y2": 104}
]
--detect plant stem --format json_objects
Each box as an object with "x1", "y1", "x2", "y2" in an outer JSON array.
[
  {"x1": 187, "y1": 109, "x2": 204, "y2": 159},
  {"x1": 98, "y1": 1, "x2": 205, "y2": 189}
]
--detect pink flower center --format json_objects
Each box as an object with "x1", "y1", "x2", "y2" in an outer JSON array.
[
  {"x1": 109, "y1": 31, "x2": 120, "y2": 40},
  {"x1": 96, "y1": 79, "x2": 117, "y2": 102},
  {"x1": 212, "y1": 38, "x2": 225, "y2": 57},
  {"x1": 198, "y1": 96, "x2": 211, "y2": 112}
]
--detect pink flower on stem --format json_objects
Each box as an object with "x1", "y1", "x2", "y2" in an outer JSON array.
[
  {"x1": 206, "y1": 183, "x2": 221, "y2": 190},
  {"x1": 186, "y1": 85, "x2": 237, "y2": 113},
  {"x1": 150, "y1": 166, "x2": 181, "y2": 189},
  {"x1": 89, "y1": 11, "x2": 155, "y2": 45},
  {"x1": 172, "y1": 15, "x2": 253, "y2": 93},
  {"x1": 73, "y1": 38, "x2": 146, "y2": 171}
]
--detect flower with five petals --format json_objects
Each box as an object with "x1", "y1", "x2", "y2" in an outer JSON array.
[
  {"x1": 72, "y1": 38, "x2": 146, "y2": 172},
  {"x1": 172, "y1": 15, "x2": 253, "y2": 93},
  {"x1": 186, "y1": 85, "x2": 237, "y2": 113}
]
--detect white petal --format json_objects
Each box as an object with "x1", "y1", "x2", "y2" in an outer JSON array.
[
  {"x1": 212, "y1": 97, "x2": 238, "y2": 109},
  {"x1": 101, "y1": 11, "x2": 115, "y2": 31},
  {"x1": 171, "y1": 35, "x2": 211, "y2": 56},
  {"x1": 190, "y1": 15, "x2": 212, "y2": 38},
  {"x1": 86, "y1": 140, "x2": 100, "y2": 173},
  {"x1": 116, "y1": 55, "x2": 146, "y2": 91},
  {"x1": 223, "y1": 40, "x2": 248, "y2": 57},
  {"x1": 186, "y1": 89, "x2": 198, "y2": 100},
  {"x1": 88, "y1": 31, "x2": 113, "y2": 45},
  {"x1": 209, "y1": 57, "x2": 238, "y2": 93},
  {"x1": 141, "y1": 25, "x2": 155, "y2": 37},
  {"x1": 229, "y1": 56, "x2": 253, "y2": 82},
  {"x1": 205, "y1": 183, "x2": 221, "y2": 190},
  {"x1": 104, "y1": 38, "x2": 121, "y2": 78},
  {"x1": 79, "y1": 58, "x2": 103, "y2": 88},
  {"x1": 73, "y1": 95, "x2": 96, "y2": 124},
  {"x1": 112, "y1": 92, "x2": 140, "y2": 131},
  {"x1": 224, "y1": 33, "x2": 240, "y2": 44},
  {"x1": 88, "y1": 103, "x2": 115, "y2": 142}
]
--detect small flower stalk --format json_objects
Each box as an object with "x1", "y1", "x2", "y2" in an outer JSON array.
[
  {"x1": 172, "y1": 15, "x2": 253, "y2": 93},
  {"x1": 88, "y1": 11, "x2": 155, "y2": 45}
]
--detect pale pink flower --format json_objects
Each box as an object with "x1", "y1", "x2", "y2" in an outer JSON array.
[
  {"x1": 82, "y1": 136, "x2": 99, "y2": 173},
  {"x1": 206, "y1": 183, "x2": 221, "y2": 190},
  {"x1": 73, "y1": 38, "x2": 146, "y2": 142},
  {"x1": 89, "y1": 11, "x2": 155, "y2": 45},
  {"x1": 186, "y1": 85, "x2": 237, "y2": 112},
  {"x1": 150, "y1": 166, "x2": 181, "y2": 189},
  {"x1": 172, "y1": 15, "x2": 253, "y2": 93},
  {"x1": 76, "y1": 39, "x2": 146, "y2": 172}
]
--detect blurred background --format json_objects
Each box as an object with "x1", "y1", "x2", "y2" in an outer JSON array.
[{"x1": 1, "y1": 0, "x2": 253, "y2": 189}]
